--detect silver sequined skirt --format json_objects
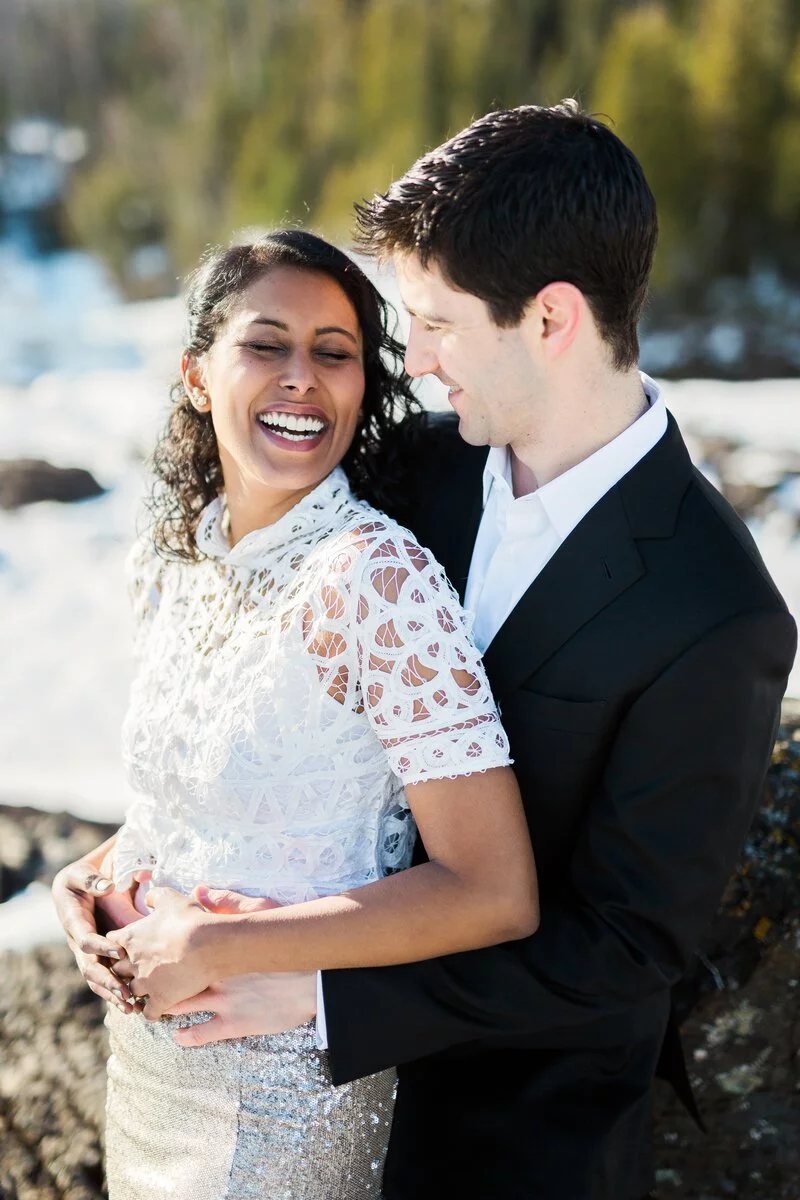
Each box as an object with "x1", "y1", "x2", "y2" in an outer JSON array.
[{"x1": 104, "y1": 1005, "x2": 396, "y2": 1199}]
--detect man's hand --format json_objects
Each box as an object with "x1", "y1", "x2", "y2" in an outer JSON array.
[
  {"x1": 167, "y1": 890, "x2": 316, "y2": 1047},
  {"x1": 51, "y1": 839, "x2": 138, "y2": 1013},
  {"x1": 167, "y1": 971, "x2": 318, "y2": 1047}
]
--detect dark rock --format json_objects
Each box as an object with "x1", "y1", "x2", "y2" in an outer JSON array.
[
  {"x1": 0, "y1": 459, "x2": 105, "y2": 510},
  {"x1": 653, "y1": 926, "x2": 800, "y2": 1199},
  {"x1": 0, "y1": 806, "x2": 118, "y2": 904},
  {"x1": 0, "y1": 944, "x2": 108, "y2": 1199},
  {"x1": 673, "y1": 716, "x2": 800, "y2": 1024}
]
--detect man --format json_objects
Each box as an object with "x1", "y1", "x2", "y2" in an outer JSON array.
[{"x1": 56, "y1": 102, "x2": 795, "y2": 1199}]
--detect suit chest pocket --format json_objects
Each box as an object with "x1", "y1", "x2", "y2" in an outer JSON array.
[{"x1": 499, "y1": 689, "x2": 611, "y2": 775}]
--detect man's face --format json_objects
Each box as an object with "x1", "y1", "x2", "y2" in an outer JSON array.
[{"x1": 395, "y1": 255, "x2": 545, "y2": 449}]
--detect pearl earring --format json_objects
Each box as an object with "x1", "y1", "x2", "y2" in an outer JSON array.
[{"x1": 191, "y1": 392, "x2": 210, "y2": 412}]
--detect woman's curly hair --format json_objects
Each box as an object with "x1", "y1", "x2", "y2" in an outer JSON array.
[{"x1": 148, "y1": 230, "x2": 424, "y2": 560}]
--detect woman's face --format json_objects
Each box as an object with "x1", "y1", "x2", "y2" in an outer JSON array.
[{"x1": 188, "y1": 266, "x2": 366, "y2": 511}]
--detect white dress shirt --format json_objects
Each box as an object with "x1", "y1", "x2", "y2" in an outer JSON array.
[
  {"x1": 316, "y1": 373, "x2": 667, "y2": 1047},
  {"x1": 464, "y1": 374, "x2": 667, "y2": 652}
]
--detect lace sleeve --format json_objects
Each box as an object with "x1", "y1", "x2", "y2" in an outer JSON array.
[{"x1": 351, "y1": 524, "x2": 512, "y2": 786}]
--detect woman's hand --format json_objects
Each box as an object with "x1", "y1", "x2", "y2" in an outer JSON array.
[
  {"x1": 108, "y1": 886, "x2": 220, "y2": 1020},
  {"x1": 51, "y1": 836, "x2": 137, "y2": 1013}
]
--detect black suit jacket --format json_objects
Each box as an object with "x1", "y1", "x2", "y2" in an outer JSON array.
[{"x1": 322, "y1": 413, "x2": 796, "y2": 1200}]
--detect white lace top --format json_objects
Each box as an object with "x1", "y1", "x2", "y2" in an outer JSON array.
[{"x1": 115, "y1": 468, "x2": 511, "y2": 905}]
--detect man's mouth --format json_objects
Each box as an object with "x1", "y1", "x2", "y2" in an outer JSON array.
[{"x1": 256, "y1": 409, "x2": 329, "y2": 446}]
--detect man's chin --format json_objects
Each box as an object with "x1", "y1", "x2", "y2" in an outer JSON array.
[{"x1": 455, "y1": 417, "x2": 489, "y2": 448}]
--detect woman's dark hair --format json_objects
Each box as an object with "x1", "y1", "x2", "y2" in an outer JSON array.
[
  {"x1": 149, "y1": 230, "x2": 422, "y2": 560},
  {"x1": 355, "y1": 100, "x2": 658, "y2": 370}
]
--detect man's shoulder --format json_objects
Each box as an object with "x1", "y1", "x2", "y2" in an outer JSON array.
[
  {"x1": 681, "y1": 466, "x2": 791, "y2": 616},
  {"x1": 402, "y1": 410, "x2": 486, "y2": 477}
]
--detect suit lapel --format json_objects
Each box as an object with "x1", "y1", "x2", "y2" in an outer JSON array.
[
  {"x1": 480, "y1": 414, "x2": 693, "y2": 703},
  {"x1": 481, "y1": 485, "x2": 643, "y2": 703},
  {"x1": 443, "y1": 485, "x2": 484, "y2": 604}
]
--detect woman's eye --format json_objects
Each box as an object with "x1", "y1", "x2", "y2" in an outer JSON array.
[
  {"x1": 317, "y1": 350, "x2": 352, "y2": 362},
  {"x1": 245, "y1": 341, "x2": 284, "y2": 354}
]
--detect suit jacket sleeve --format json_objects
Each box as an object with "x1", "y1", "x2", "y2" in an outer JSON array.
[{"x1": 321, "y1": 607, "x2": 796, "y2": 1084}]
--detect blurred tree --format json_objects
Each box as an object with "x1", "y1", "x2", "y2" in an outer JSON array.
[
  {"x1": 689, "y1": 0, "x2": 790, "y2": 275},
  {"x1": 771, "y1": 35, "x2": 800, "y2": 266},
  {"x1": 65, "y1": 156, "x2": 167, "y2": 291},
  {"x1": 592, "y1": 4, "x2": 704, "y2": 294},
  {"x1": 3, "y1": 0, "x2": 799, "y2": 314}
]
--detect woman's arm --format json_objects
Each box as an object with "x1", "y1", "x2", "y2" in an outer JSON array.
[
  {"x1": 109, "y1": 765, "x2": 538, "y2": 1016},
  {"x1": 214, "y1": 764, "x2": 537, "y2": 972}
]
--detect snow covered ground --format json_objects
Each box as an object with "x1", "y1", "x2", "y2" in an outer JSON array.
[{"x1": 1, "y1": 239, "x2": 798, "y2": 948}]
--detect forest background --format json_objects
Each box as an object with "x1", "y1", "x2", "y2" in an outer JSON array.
[{"x1": 2, "y1": 0, "x2": 800, "y2": 374}]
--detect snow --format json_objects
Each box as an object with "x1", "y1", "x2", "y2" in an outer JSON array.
[
  {"x1": 1, "y1": 239, "x2": 799, "y2": 949},
  {"x1": 0, "y1": 882, "x2": 66, "y2": 952}
]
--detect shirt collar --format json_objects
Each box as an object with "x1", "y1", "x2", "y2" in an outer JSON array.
[
  {"x1": 195, "y1": 466, "x2": 353, "y2": 566},
  {"x1": 482, "y1": 373, "x2": 667, "y2": 541}
]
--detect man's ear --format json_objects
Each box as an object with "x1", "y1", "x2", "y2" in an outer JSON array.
[{"x1": 532, "y1": 282, "x2": 585, "y2": 360}]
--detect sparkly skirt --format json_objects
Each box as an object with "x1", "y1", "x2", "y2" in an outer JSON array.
[{"x1": 104, "y1": 1005, "x2": 396, "y2": 1199}]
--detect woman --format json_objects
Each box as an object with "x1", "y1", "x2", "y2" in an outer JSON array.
[{"x1": 60, "y1": 230, "x2": 537, "y2": 1199}]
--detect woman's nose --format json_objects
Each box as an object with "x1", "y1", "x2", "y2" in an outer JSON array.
[{"x1": 279, "y1": 351, "x2": 318, "y2": 393}]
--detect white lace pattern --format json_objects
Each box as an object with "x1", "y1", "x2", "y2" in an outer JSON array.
[{"x1": 116, "y1": 468, "x2": 511, "y2": 905}]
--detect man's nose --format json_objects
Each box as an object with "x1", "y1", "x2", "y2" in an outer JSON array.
[
  {"x1": 404, "y1": 324, "x2": 438, "y2": 379},
  {"x1": 279, "y1": 351, "x2": 318, "y2": 393}
]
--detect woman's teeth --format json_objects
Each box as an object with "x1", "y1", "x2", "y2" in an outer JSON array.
[{"x1": 257, "y1": 411, "x2": 327, "y2": 440}]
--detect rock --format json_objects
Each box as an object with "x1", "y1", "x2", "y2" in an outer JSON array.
[
  {"x1": 0, "y1": 459, "x2": 105, "y2": 510},
  {"x1": 673, "y1": 715, "x2": 800, "y2": 1024},
  {"x1": 0, "y1": 944, "x2": 108, "y2": 1199},
  {"x1": 653, "y1": 928, "x2": 800, "y2": 1199},
  {"x1": 0, "y1": 807, "x2": 118, "y2": 904}
]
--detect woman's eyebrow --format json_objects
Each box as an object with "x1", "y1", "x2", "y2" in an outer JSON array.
[
  {"x1": 250, "y1": 317, "x2": 289, "y2": 331},
  {"x1": 315, "y1": 325, "x2": 359, "y2": 344},
  {"x1": 249, "y1": 317, "x2": 358, "y2": 344}
]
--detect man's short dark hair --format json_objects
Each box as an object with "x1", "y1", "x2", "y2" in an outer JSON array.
[{"x1": 354, "y1": 100, "x2": 658, "y2": 370}]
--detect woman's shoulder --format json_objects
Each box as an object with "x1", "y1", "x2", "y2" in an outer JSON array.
[
  {"x1": 334, "y1": 503, "x2": 437, "y2": 567},
  {"x1": 329, "y1": 502, "x2": 456, "y2": 604},
  {"x1": 125, "y1": 530, "x2": 170, "y2": 623}
]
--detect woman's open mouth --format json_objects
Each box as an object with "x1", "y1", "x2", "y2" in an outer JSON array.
[{"x1": 256, "y1": 409, "x2": 329, "y2": 451}]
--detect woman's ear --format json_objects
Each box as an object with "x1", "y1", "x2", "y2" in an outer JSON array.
[{"x1": 181, "y1": 350, "x2": 211, "y2": 412}]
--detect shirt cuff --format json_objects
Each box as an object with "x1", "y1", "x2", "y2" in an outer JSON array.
[{"x1": 315, "y1": 971, "x2": 329, "y2": 1050}]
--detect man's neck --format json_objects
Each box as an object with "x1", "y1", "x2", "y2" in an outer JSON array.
[{"x1": 509, "y1": 370, "x2": 649, "y2": 498}]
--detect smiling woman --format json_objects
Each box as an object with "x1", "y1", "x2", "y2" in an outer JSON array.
[
  {"x1": 182, "y1": 267, "x2": 368, "y2": 541},
  {"x1": 51, "y1": 230, "x2": 538, "y2": 1200}
]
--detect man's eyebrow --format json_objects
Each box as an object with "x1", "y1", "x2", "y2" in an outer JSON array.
[
  {"x1": 404, "y1": 305, "x2": 452, "y2": 325},
  {"x1": 249, "y1": 317, "x2": 358, "y2": 344}
]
